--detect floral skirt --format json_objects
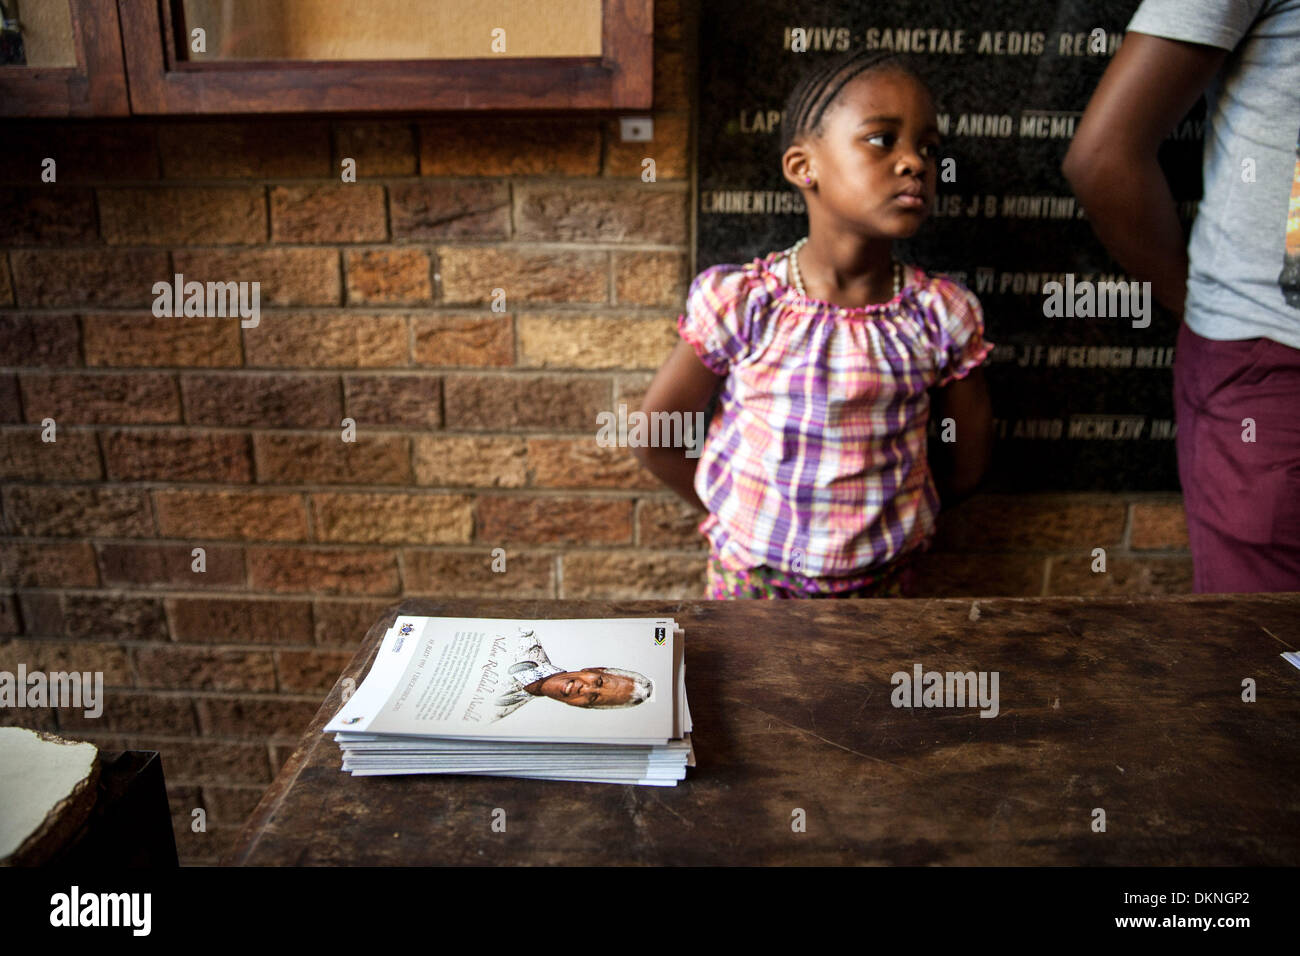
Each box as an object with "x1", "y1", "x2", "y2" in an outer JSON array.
[{"x1": 705, "y1": 550, "x2": 915, "y2": 599}]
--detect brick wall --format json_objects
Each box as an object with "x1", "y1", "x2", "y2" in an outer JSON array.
[{"x1": 0, "y1": 1, "x2": 1189, "y2": 864}]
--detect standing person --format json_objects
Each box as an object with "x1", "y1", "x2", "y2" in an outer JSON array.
[
  {"x1": 1064, "y1": 1, "x2": 1300, "y2": 593},
  {"x1": 633, "y1": 50, "x2": 994, "y2": 600}
]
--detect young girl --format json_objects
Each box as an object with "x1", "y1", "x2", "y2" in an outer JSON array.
[{"x1": 634, "y1": 49, "x2": 994, "y2": 599}]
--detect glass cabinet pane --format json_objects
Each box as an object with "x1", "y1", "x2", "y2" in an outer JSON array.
[
  {"x1": 173, "y1": 0, "x2": 602, "y2": 62},
  {"x1": 1, "y1": 0, "x2": 77, "y2": 67}
]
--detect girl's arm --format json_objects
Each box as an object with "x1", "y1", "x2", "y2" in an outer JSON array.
[
  {"x1": 631, "y1": 341, "x2": 723, "y2": 513},
  {"x1": 929, "y1": 365, "x2": 993, "y2": 509}
]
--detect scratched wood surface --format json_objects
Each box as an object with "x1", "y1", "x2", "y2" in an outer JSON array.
[{"x1": 225, "y1": 595, "x2": 1300, "y2": 865}]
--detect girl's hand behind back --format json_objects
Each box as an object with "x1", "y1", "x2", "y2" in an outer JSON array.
[{"x1": 631, "y1": 341, "x2": 722, "y2": 513}]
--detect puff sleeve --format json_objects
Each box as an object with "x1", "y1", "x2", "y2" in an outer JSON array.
[
  {"x1": 675, "y1": 264, "x2": 758, "y2": 375},
  {"x1": 929, "y1": 276, "x2": 994, "y2": 388}
]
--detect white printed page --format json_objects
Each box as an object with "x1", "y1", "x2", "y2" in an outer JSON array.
[{"x1": 325, "y1": 617, "x2": 678, "y2": 744}]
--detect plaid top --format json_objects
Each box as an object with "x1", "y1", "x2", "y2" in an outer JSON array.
[{"x1": 677, "y1": 245, "x2": 993, "y2": 583}]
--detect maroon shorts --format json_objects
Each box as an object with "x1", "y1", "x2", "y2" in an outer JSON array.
[{"x1": 1173, "y1": 321, "x2": 1300, "y2": 592}]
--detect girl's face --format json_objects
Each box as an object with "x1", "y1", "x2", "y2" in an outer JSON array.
[{"x1": 799, "y1": 69, "x2": 941, "y2": 238}]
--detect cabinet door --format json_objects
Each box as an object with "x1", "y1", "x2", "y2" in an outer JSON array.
[
  {"x1": 119, "y1": 0, "x2": 653, "y2": 114},
  {"x1": 0, "y1": 0, "x2": 129, "y2": 115}
]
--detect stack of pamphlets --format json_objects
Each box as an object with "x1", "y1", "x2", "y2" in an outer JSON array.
[{"x1": 325, "y1": 615, "x2": 693, "y2": 786}]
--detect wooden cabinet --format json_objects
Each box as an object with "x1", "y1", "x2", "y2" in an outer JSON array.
[
  {"x1": 0, "y1": 0, "x2": 129, "y2": 116},
  {"x1": 0, "y1": 0, "x2": 652, "y2": 117}
]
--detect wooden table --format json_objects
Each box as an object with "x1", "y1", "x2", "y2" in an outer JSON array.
[{"x1": 225, "y1": 595, "x2": 1300, "y2": 865}]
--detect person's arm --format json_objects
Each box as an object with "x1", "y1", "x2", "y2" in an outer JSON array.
[
  {"x1": 632, "y1": 340, "x2": 722, "y2": 513},
  {"x1": 929, "y1": 365, "x2": 993, "y2": 509},
  {"x1": 1062, "y1": 32, "x2": 1229, "y2": 318}
]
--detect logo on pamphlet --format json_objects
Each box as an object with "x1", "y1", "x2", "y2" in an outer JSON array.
[
  {"x1": 343, "y1": 716, "x2": 363, "y2": 725},
  {"x1": 654, "y1": 627, "x2": 666, "y2": 645},
  {"x1": 400, "y1": 623, "x2": 414, "y2": 635}
]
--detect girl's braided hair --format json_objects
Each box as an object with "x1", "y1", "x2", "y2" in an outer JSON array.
[{"x1": 778, "y1": 49, "x2": 931, "y2": 174}]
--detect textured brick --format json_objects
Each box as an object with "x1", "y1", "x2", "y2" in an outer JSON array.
[
  {"x1": 136, "y1": 647, "x2": 276, "y2": 693},
  {"x1": 174, "y1": 822, "x2": 240, "y2": 863},
  {"x1": 167, "y1": 596, "x2": 313, "y2": 645},
  {"x1": 0, "y1": 593, "x2": 16, "y2": 635},
  {"x1": 253, "y1": 433, "x2": 411, "y2": 485},
  {"x1": 158, "y1": 122, "x2": 331, "y2": 179},
  {"x1": 58, "y1": 692, "x2": 196, "y2": 734},
  {"x1": 127, "y1": 735, "x2": 272, "y2": 784},
  {"x1": 196, "y1": 696, "x2": 319, "y2": 737},
  {"x1": 182, "y1": 373, "x2": 341, "y2": 428},
  {"x1": 1130, "y1": 500, "x2": 1190, "y2": 550},
  {"x1": 9, "y1": 249, "x2": 169, "y2": 307},
  {"x1": 477, "y1": 496, "x2": 632, "y2": 545},
  {"x1": 270, "y1": 185, "x2": 385, "y2": 243},
  {"x1": 419, "y1": 118, "x2": 600, "y2": 176},
  {"x1": 313, "y1": 599, "x2": 394, "y2": 648},
  {"x1": 388, "y1": 181, "x2": 510, "y2": 240},
  {"x1": 0, "y1": 639, "x2": 130, "y2": 685},
  {"x1": 614, "y1": 251, "x2": 690, "y2": 306},
  {"x1": 654, "y1": 47, "x2": 689, "y2": 111},
  {"x1": 312, "y1": 492, "x2": 473, "y2": 545},
  {"x1": 343, "y1": 374, "x2": 441, "y2": 428},
  {"x1": 930, "y1": 496, "x2": 1127, "y2": 551},
  {"x1": 62, "y1": 594, "x2": 170, "y2": 642},
  {"x1": 243, "y1": 313, "x2": 407, "y2": 367},
  {"x1": 0, "y1": 187, "x2": 97, "y2": 244},
  {"x1": 436, "y1": 246, "x2": 606, "y2": 305},
  {"x1": 0, "y1": 428, "x2": 101, "y2": 480},
  {"x1": 3, "y1": 486, "x2": 152, "y2": 537},
  {"x1": 16, "y1": 592, "x2": 61, "y2": 635},
  {"x1": 99, "y1": 187, "x2": 266, "y2": 245},
  {"x1": 527, "y1": 437, "x2": 658, "y2": 489},
  {"x1": 908, "y1": 551, "x2": 1047, "y2": 597},
  {"x1": 247, "y1": 547, "x2": 400, "y2": 595},
  {"x1": 101, "y1": 429, "x2": 252, "y2": 482},
  {"x1": 167, "y1": 784, "x2": 205, "y2": 818},
  {"x1": 604, "y1": 113, "x2": 689, "y2": 180},
  {"x1": 334, "y1": 122, "x2": 417, "y2": 177},
  {"x1": 411, "y1": 314, "x2": 513, "y2": 367},
  {"x1": 0, "y1": 701, "x2": 56, "y2": 729},
  {"x1": 172, "y1": 248, "x2": 341, "y2": 307},
  {"x1": 0, "y1": 541, "x2": 99, "y2": 588},
  {"x1": 0, "y1": 124, "x2": 159, "y2": 183},
  {"x1": 95, "y1": 542, "x2": 245, "y2": 589},
  {"x1": 20, "y1": 372, "x2": 179, "y2": 424},
  {"x1": 443, "y1": 375, "x2": 609, "y2": 430},
  {"x1": 561, "y1": 551, "x2": 704, "y2": 599},
  {"x1": 413, "y1": 435, "x2": 527, "y2": 487},
  {"x1": 345, "y1": 248, "x2": 432, "y2": 305},
  {"x1": 404, "y1": 549, "x2": 555, "y2": 597},
  {"x1": 0, "y1": 262, "x2": 12, "y2": 306},
  {"x1": 518, "y1": 315, "x2": 676, "y2": 369},
  {"x1": 201, "y1": 786, "x2": 264, "y2": 825},
  {"x1": 82, "y1": 314, "x2": 241, "y2": 367},
  {"x1": 275, "y1": 649, "x2": 354, "y2": 693},
  {"x1": 154, "y1": 490, "x2": 308, "y2": 542},
  {"x1": 515, "y1": 184, "x2": 687, "y2": 244},
  {"x1": 0, "y1": 314, "x2": 82, "y2": 366},
  {"x1": 637, "y1": 498, "x2": 708, "y2": 548},
  {"x1": 615, "y1": 374, "x2": 653, "y2": 410},
  {"x1": 1047, "y1": 555, "x2": 1194, "y2": 596},
  {"x1": 0, "y1": 374, "x2": 19, "y2": 422}
]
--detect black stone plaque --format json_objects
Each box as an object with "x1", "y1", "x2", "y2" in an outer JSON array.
[{"x1": 697, "y1": 0, "x2": 1205, "y2": 491}]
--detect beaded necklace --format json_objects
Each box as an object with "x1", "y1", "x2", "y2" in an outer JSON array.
[{"x1": 788, "y1": 236, "x2": 900, "y2": 304}]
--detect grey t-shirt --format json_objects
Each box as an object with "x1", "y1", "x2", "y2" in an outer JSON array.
[{"x1": 1128, "y1": 0, "x2": 1300, "y2": 349}]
